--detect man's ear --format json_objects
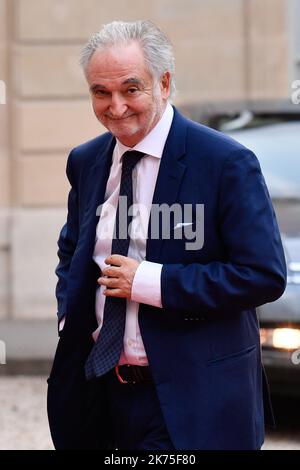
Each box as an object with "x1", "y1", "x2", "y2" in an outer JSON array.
[{"x1": 160, "y1": 71, "x2": 171, "y2": 99}]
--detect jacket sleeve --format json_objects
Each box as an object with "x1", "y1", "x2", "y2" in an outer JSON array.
[
  {"x1": 161, "y1": 149, "x2": 287, "y2": 316},
  {"x1": 55, "y1": 150, "x2": 79, "y2": 322}
]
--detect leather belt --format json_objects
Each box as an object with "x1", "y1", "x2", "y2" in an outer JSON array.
[{"x1": 115, "y1": 365, "x2": 153, "y2": 384}]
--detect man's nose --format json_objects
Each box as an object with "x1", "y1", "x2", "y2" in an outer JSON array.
[{"x1": 109, "y1": 94, "x2": 128, "y2": 117}]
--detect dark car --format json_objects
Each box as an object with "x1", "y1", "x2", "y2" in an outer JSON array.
[{"x1": 180, "y1": 100, "x2": 300, "y2": 395}]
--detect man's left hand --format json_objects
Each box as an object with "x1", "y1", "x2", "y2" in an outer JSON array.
[{"x1": 98, "y1": 254, "x2": 140, "y2": 299}]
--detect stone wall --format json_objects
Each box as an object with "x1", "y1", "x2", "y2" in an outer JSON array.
[{"x1": 0, "y1": 0, "x2": 9, "y2": 320}]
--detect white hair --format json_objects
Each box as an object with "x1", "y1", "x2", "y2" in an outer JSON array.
[{"x1": 80, "y1": 20, "x2": 176, "y2": 100}]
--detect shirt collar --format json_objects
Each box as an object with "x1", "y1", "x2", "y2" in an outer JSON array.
[{"x1": 115, "y1": 102, "x2": 174, "y2": 162}]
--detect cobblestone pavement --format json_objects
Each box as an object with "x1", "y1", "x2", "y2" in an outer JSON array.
[{"x1": 0, "y1": 376, "x2": 300, "y2": 450}]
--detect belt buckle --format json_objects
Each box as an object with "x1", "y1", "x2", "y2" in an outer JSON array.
[{"x1": 115, "y1": 365, "x2": 132, "y2": 384}]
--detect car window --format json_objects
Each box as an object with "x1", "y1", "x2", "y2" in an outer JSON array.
[
  {"x1": 283, "y1": 236, "x2": 300, "y2": 261},
  {"x1": 228, "y1": 122, "x2": 300, "y2": 236},
  {"x1": 228, "y1": 122, "x2": 300, "y2": 198},
  {"x1": 272, "y1": 201, "x2": 300, "y2": 237}
]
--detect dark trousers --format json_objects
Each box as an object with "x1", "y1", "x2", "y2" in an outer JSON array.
[{"x1": 105, "y1": 372, "x2": 174, "y2": 450}]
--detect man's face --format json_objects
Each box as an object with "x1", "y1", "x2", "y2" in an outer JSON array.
[{"x1": 85, "y1": 41, "x2": 170, "y2": 147}]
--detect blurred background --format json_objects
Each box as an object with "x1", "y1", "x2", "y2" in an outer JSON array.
[{"x1": 0, "y1": 0, "x2": 300, "y2": 450}]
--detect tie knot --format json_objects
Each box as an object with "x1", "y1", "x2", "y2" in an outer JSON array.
[{"x1": 121, "y1": 150, "x2": 145, "y2": 175}]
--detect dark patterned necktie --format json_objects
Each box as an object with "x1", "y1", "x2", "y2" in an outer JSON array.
[{"x1": 85, "y1": 150, "x2": 145, "y2": 379}]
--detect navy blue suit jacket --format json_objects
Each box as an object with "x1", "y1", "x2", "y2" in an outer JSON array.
[{"x1": 47, "y1": 107, "x2": 286, "y2": 450}]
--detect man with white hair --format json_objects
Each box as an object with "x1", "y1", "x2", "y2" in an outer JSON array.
[{"x1": 47, "y1": 20, "x2": 286, "y2": 450}]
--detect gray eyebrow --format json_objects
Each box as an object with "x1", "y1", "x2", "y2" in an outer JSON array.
[
  {"x1": 90, "y1": 78, "x2": 145, "y2": 93},
  {"x1": 90, "y1": 83, "x2": 107, "y2": 92},
  {"x1": 122, "y1": 78, "x2": 144, "y2": 86}
]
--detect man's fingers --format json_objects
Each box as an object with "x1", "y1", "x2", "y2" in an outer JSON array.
[
  {"x1": 98, "y1": 276, "x2": 119, "y2": 288},
  {"x1": 105, "y1": 254, "x2": 125, "y2": 266},
  {"x1": 101, "y1": 265, "x2": 120, "y2": 277},
  {"x1": 103, "y1": 288, "x2": 124, "y2": 298}
]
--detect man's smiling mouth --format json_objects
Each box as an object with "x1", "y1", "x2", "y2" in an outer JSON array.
[{"x1": 107, "y1": 114, "x2": 136, "y2": 121}]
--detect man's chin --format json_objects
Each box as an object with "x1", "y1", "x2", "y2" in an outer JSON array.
[{"x1": 108, "y1": 126, "x2": 141, "y2": 144}]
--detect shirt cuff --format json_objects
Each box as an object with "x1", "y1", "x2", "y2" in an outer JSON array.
[
  {"x1": 58, "y1": 316, "x2": 66, "y2": 332},
  {"x1": 131, "y1": 261, "x2": 163, "y2": 308}
]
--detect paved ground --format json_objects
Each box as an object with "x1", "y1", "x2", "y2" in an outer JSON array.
[
  {"x1": 0, "y1": 376, "x2": 300, "y2": 450},
  {"x1": 0, "y1": 376, "x2": 53, "y2": 450}
]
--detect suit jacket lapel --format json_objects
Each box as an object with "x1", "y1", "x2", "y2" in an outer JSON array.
[
  {"x1": 146, "y1": 108, "x2": 188, "y2": 262},
  {"x1": 79, "y1": 134, "x2": 116, "y2": 259}
]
